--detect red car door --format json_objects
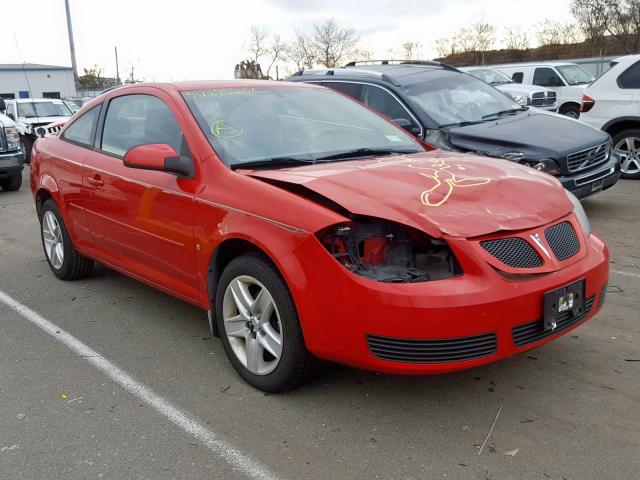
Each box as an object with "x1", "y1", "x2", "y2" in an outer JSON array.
[
  {"x1": 41, "y1": 104, "x2": 103, "y2": 249},
  {"x1": 82, "y1": 91, "x2": 199, "y2": 302}
]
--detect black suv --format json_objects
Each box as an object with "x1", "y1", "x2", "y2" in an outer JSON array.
[{"x1": 288, "y1": 61, "x2": 620, "y2": 199}]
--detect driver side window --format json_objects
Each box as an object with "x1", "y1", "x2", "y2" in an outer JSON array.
[
  {"x1": 533, "y1": 68, "x2": 564, "y2": 87},
  {"x1": 101, "y1": 94, "x2": 186, "y2": 158}
]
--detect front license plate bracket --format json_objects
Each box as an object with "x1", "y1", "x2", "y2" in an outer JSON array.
[{"x1": 543, "y1": 279, "x2": 585, "y2": 331}]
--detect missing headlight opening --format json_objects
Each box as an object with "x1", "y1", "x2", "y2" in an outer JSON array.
[{"x1": 318, "y1": 218, "x2": 462, "y2": 282}]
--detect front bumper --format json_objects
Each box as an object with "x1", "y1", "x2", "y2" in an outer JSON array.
[
  {"x1": 281, "y1": 230, "x2": 608, "y2": 374},
  {"x1": 0, "y1": 151, "x2": 25, "y2": 179},
  {"x1": 558, "y1": 153, "x2": 620, "y2": 200}
]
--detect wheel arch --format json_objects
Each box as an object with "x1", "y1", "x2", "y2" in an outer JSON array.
[
  {"x1": 35, "y1": 175, "x2": 62, "y2": 219},
  {"x1": 559, "y1": 101, "x2": 581, "y2": 114},
  {"x1": 602, "y1": 117, "x2": 640, "y2": 138},
  {"x1": 206, "y1": 237, "x2": 284, "y2": 337}
]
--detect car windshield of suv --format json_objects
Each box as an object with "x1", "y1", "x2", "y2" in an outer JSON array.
[
  {"x1": 469, "y1": 69, "x2": 513, "y2": 85},
  {"x1": 555, "y1": 65, "x2": 594, "y2": 86},
  {"x1": 17, "y1": 100, "x2": 73, "y2": 118},
  {"x1": 182, "y1": 86, "x2": 423, "y2": 167},
  {"x1": 404, "y1": 70, "x2": 522, "y2": 127}
]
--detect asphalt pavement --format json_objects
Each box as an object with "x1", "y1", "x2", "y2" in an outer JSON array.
[{"x1": 1, "y1": 169, "x2": 638, "y2": 480}]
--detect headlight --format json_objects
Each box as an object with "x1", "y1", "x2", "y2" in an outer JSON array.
[
  {"x1": 508, "y1": 92, "x2": 528, "y2": 106},
  {"x1": 4, "y1": 127, "x2": 20, "y2": 151},
  {"x1": 519, "y1": 158, "x2": 560, "y2": 175},
  {"x1": 316, "y1": 217, "x2": 462, "y2": 283},
  {"x1": 566, "y1": 191, "x2": 591, "y2": 237}
]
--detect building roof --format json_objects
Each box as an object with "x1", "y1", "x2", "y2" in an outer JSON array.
[{"x1": 0, "y1": 63, "x2": 73, "y2": 72}]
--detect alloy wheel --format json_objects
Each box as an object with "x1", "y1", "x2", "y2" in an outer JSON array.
[
  {"x1": 42, "y1": 211, "x2": 64, "y2": 270},
  {"x1": 615, "y1": 136, "x2": 640, "y2": 175},
  {"x1": 222, "y1": 275, "x2": 283, "y2": 375}
]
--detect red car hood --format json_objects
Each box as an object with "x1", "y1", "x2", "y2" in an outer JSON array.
[{"x1": 244, "y1": 151, "x2": 573, "y2": 238}]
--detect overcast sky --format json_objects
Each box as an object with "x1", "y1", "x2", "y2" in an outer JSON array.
[{"x1": 0, "y1": 0, "x2": 575, "y2": 81}]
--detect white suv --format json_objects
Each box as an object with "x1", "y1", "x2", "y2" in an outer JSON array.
[
  {"x1": 580, "y1": 54, "x2": 640, "y2": 179},
  {"x1": 492, "y1": 62, "x2": 595, "y2": 119}
]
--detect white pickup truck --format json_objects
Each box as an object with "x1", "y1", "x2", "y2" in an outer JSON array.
[
  {"x1": 491, "y1": 62, "x2": 595, "y2": 119},
  {"x1": 0, "y1": 98, "x2": 25, "y2": 191},
  {"x1": 2, "y1": 97, "x2": 73, "y2": 162}
]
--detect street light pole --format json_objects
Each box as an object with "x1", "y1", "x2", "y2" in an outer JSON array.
[
  {"x1": 115, "y1": 46, "x2": 120, "y2": 84},
  {"x1": 64, "y1": 0, "x2": 78, "y2": 83}
]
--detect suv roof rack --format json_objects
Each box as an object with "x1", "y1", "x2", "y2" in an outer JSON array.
[{"x1": 344, "y1": 59, "x2": 442, "y2": 67}]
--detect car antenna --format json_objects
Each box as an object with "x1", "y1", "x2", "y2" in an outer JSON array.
[{"x1": 13, "y1": 33, "x2": 40, "y2": 124}]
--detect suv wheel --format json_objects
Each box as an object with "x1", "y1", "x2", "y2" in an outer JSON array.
[
  {"x1": 612, "y1": 129, "x2": 640, "y2": 179},
  {"x1": 561, "y1": 104, "x2": 580, "y2": 119},
  {"x1": 0, "y1": 172, "x2": 22, "y2": 191},
  {"x1": 215, "y1": 253, "x2": 313, "y2": 392},
  {"x1": 40, "y1": 199, "x2": 94, "y2": 280}
]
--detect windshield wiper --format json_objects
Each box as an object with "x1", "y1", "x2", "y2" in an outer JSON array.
[
  {"x1": 440, "y1": 120, "x2": 486, "y2": 128},
  {"x1": 481, "y1": 107, "x2": 527, "y2": 119},
  {"x1": 315, "y1": 148, "x2": 420, "y2": 161},
  {"x1": 230, "y1": 157, "x2": 316, "y2": 170}
]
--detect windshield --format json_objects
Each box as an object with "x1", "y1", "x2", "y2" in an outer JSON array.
[
  {"x1": 404, "y1": 70, "x2": 521, "y2": 127},
  {"x1": 17, "y1": 100, "x2": 73, "y2": 118},
  {"x1": 555, "y1": 65, "x2": 594, "y2": 86},
  {"x1": 182, "y1": 86, "x2": 423, "y2": 167},
  {"x1": 468, "y1": 69, "x2": 512, "y2": 85}
]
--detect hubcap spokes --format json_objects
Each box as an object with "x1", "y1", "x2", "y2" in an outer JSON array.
[
  {"x1": 42, "y1": 211, "x2": 64, "y2": 270},
  {"x1": 223, "y1": 276, "x2": 283, "y2": 375},
  {"x1": 615, "y1": 136, "x2": 640, "y2": 174}
]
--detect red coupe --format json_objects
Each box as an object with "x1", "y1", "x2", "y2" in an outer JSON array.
[{"x1": 30, "y1": 81, "x2": 608, "y2": 392}]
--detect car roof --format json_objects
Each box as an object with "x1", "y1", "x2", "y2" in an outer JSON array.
[
  {"x1": 14, "y1": 97, "x2": 65, "y2": 103},
  {"x1": 493, "y1": 62, "x2": 578, "y2": 69},
  {"x1": 290, "y1": 62, "x2": 457, "y2": 86},
  {"x1": 116, "y1": 80, "x2": 320, "y2": 92}
]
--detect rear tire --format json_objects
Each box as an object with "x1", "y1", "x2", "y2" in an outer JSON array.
[
  {"x1": 215, "y1": 253, "x2": 313, "y2": 392},
  {"x1": 612, "y1": 129, "x2": 640, "y2": 179},
  {"x1": 40, "y1": 199, "x2": 94, "y2": 280},
  {"x1": 0, "y1": 173, "x2": 21, "y2": 191},
  {"x1": 561, "y1": 104, "x2": 580, "y2": 119},
  {"x1": 20, "y1": 136, "x2": 33, "y2": 163}
]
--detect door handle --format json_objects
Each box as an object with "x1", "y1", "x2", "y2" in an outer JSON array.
[{"x1": 87, "y1": 176, "x2": 104, "y2": 187}]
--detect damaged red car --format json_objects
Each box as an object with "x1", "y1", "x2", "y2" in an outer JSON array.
[{"x1": 30, "y1": 81, "x2": 609, "y2": 392}]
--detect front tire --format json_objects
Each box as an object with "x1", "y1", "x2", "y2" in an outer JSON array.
[
  {"x1": 561, "y1": 104, "x2": 580, "y2": 119},
  {"x1": 0, "y1": 173, "x2": 22, "y2": 191},
  {"x1": 612, "y1": 129, "x2": 640, "y2": 179},
  {"x1": 215, "y1": 253, "x2": 313, "y2": 392},
  {"x1": 40, "y1": 199, "x2": 94, "y2": 280}
]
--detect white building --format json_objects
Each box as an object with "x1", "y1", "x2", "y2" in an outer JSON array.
[{"x1": 0, "y1": 63, "x2": 76, "y2": 99}]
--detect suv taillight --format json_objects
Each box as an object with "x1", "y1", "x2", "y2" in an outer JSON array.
[{"x1": 581, "y1": 94, "x2": 595, "y2": 113}]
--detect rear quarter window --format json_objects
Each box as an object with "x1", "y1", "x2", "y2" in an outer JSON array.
[
  {"x1": 617, "y1": 60, "x2": 640, "y2": 89},
  {"x1": 61, "y1": 105, "x2": 101, "y2": 147}
]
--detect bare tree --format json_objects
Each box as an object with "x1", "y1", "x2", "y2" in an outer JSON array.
[
  {"x1": 536, "y1": 20, "x2": 582, "y2": 45},
  {"x1": 451, "y1": 21, "x2": 496, "y2": 53},
  {"x1": 310, "y1": 19, "x2": 359, "y2": 67},
  {"x1": 503, "y1": 26, "x2": 530, "y2": 50},
  {"x1": 401, "y1": 41, "x2": 423, "y2": 60},
  {"x1": 248, "y1": 25, "x2": 268, "y2": 63},
  {"x1": 435, "y1": 36, "x2": 458, "y2": 57},
  {"x1": 572, "y1": 0, "x2": 640, "y2": 53},
  {"x1": 265, "y1": 34, "x2": 286, "y2": 79},
  {"x1": 285, "y1": 30, "x2": 316, "y2": 70}
]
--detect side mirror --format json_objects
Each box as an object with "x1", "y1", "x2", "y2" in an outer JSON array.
[
  {"x1": 0, "y1": 98, "x2": 5, "y2": 112},
  {"x1": 123, "y1": 144, "x2": 194, "y2": 179},
  {"x1": 392, "y1": 118, "x2": 421, "y2": 136}
]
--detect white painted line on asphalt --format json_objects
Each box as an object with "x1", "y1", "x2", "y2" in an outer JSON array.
[
  {"x1": 0, "y1": 289, "x2": 282, "y2": 480},
  {"x1": 613, "y1": 269, "x2": 640, "y2": 279}
]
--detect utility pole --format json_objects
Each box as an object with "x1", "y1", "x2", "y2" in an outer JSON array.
[
  {"x1": 64, "y1": 0, "x2": 78, "y2": 83},
  {"x1": 115, "y1": 46, "x2": 120, "y2": 84}
]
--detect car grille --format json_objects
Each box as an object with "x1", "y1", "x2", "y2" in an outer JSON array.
[
  {"x1": 367, "y1": 332, "x2": 497, "y2": 363},
  {"x1": 46, "y1": 124, "x2": 63, "y2": 135},
  {"x1": 480, "y1": 237, "x2": 543, "y2": 268},
  {"x1": 544, "y1": 222, "x2": 580, "y2": 261},
  {"x1": 567, "y1": 142, "x2": 610, "y2": 172},
  {"x1": 531, "y1": 91, "x2": 556, "y2": 107},
  {"x1": 512, "y1": 295, "x2": 595, "y2": 346}
]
